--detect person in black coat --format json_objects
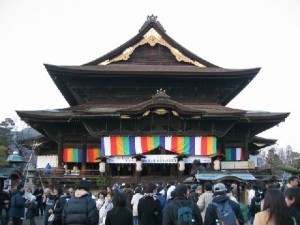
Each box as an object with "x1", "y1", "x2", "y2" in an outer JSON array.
[
  {"x1": 9, "y1": 184, "x2": 26, "y2": 225},
  {"x1": 33, "y1": 186, "x2": 44, "y2": 216},
  {"x1": 162, "y1": 183, "x2": 202, "y2": 225},
  {"x1": 248, "y1": 189, "x2": 263, "y2": 224},
  {"x1": 284, "y1": 187, "x2": 300, "y2": 225},
  {"x1": 0, "y1": 189, "x2": 11, "y2": 225},
  {"x1": 122, "y1": 183, "x2": 134, "y2": 211},
  {"x1": 48, "y1": 185, "x2": 67, "y2": 225},
  {"x1": 25, "y1": 195, "x2": 38, "y2": 225},
  {"x1": 204, "y1": 183, "x2": 244, "y2": 225},
  {"x1": 62, "y1": 180, "x2": 99, "y2": 225},
  {"x1": 138, "y1": 183, "x2": 162, "y2": 225},
  {"x1": 105, "y1": 190, "x2": 133, "y2": 225}
]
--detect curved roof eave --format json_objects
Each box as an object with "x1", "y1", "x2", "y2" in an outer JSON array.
[
  {"x1": 44, "y1": 63, "x2": 261, "y2": 78},
  {"x1": 244, "y1": 112, "x2": 290, "y2": 122}
]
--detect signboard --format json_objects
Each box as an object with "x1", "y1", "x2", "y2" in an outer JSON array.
[
  {"x1": 221, "y1": 161, "x2": 250, "y2": 169},
  {"x1": 106, "y1": 155, "x2": 211, "y2": 164},
  {"x1": 184, "y1": 156, "x2": 211, "y2": 164}
]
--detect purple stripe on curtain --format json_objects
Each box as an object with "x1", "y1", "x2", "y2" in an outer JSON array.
[{"x1": 129, "y1": 136, "x2": 136, "y2": 155}]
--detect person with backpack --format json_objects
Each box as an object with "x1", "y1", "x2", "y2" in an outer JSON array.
[
  {"x1": 189, "y1": 184, "x2": 200, "y2": 204},
  {"x1": 204, "y1": 183, "x2": 244, "y2": 225},
  {"x1": 162, "y1": 183, "x2": 203, "y2": 225}
]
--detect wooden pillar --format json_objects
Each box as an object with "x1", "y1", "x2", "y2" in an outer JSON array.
[
  {"x1": 81, "y1": 135, "x2": 87, "y2": 172},
  {"x1": 57, "y1": 135, "x2": 63, "y2": 170},
  {"x1": 244, "y1": 134, "x2": 249, "y2": 161}
]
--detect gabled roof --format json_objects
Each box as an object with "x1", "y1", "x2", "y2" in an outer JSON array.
[
  {"x1": 83, "y1": 15, "x2": 218, "y2": 67},
  {"x1": 44, "y1": 16, "x2": 260, "y2": 107}
]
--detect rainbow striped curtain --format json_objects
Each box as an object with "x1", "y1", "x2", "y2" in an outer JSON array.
[
  {"x1": 63, "y1": 148, "x2": 83, "y2": 162},
  {"x1": 225, "y1": 148, "x2": 243, "y2": 161},
  {"x1": 100, "y1": 136, "x2": 217, "y2": 156},
  {"x1": 86, "y1": 148, "x2": 101, "y2": 163}
]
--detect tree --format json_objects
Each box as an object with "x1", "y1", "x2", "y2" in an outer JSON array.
[
  {"x1": 0, "y1": 118, "x2": 39, "y2": 157},
  {"x1": 258, "y1": 145, "x2": 300, "y2": 175},
  {"x1": 0, "y1": 118, "x2": 15, "y2": 146},
  {"x1": 0, "y1": 145, "x2": 9, "y2": 165}
]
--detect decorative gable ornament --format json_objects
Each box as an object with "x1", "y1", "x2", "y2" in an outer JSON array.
[{"x1": 99, "y1": 28, "x2": 205, "y2": 67}]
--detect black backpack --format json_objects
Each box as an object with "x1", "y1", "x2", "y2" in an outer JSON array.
[{"x1": 189, "y1": 191, "x2": 199, "y2": 204}]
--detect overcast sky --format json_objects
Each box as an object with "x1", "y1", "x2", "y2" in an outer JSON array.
[{"x1": 1, "y1": 0, "x2": 300, "y2": 152}]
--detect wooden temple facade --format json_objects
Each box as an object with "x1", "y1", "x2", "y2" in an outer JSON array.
[{"x1": 17, "y1": 16, "x2": 289, "y2": 186}]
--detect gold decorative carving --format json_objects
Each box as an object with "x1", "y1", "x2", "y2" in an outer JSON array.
[
  {"x1": 154, "y1": 108, "x2": 168, "y2": 115},
  {"x1": 120, "y1": 115, "x2": 130, "y2": 119},
  {"x1": 99, "y1": 28, "x2": 205, "y2": 67}
]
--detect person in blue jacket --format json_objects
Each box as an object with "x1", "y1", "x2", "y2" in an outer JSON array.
[{"x1": 9, "y1": 184, "x2": 26, "y2": 225}]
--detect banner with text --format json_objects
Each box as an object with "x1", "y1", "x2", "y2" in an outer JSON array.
[{"x1": 106, "y1": 154, "x2": 211, "y2": 164}]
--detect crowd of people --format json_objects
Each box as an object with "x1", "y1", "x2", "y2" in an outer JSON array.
[{"x1": 1, "y1": 176, "x2": 300, "y2": 225}]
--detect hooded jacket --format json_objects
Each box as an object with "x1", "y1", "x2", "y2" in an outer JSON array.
[
  {"x1": 204, "y1": 194, "x2": 244, "y2": 225},
  {"x1": 62, "y1": 189, "x2": 99, "y2": 225},
  {"x1": 162, "y1": 196, "x2": 203, "y2": 225},
  {"x1": 9, "y1": 190, "x2": 25, "y2": 218}
]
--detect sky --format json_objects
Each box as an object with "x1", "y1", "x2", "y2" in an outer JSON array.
[{"x1": 0, "y1": 0, "x2": 300, "y2": 152}]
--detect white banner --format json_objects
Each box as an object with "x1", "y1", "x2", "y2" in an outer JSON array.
[
  {"x1": 37, "y1": 155, "x2": 58, "y2": 168},
  {"x1": 106, "y1": 155, "x2": 211, "y2": 164}
]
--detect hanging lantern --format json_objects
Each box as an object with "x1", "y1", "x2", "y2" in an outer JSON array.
[
  {"x1": 99, "y1": 161, "x2": 106, "y2": 173},
  {"x1": 136, "y1": 160, "x2": 143, "y2": 172},
  {"x1": 213, "y1": 159, "x2": 221, "y2": 171},
  {"x1": 178, "y1": 160, "x2": 185, "y2": 172}
]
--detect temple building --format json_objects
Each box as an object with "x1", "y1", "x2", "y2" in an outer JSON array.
[{"x1": 16, "y1": 16, "x2": 289, "y2": 186}]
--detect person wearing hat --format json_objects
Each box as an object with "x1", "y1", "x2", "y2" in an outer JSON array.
[
  {"x1": 9, "y1": 184, "x2": 26, "y2": 225},
  {"x1": 188, "y1": 184, "x2": 199, "y2": 204},
  {"x1": 62, "y1": 180, "x2": 99, "y2": 225},
  {"x1": 162, "y1": 183, "x2": 203, "y2": 225},
  {"x1": 204, "y1": 183, "x2": 244, "y2": 225}
]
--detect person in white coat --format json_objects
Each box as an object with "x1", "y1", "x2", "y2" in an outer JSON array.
[{"x1": 131, "y1": 187, "x2": 143, "y2": 225}]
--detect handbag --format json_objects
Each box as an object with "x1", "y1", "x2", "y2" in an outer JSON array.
[
  {"x1": 48, "y1": 200, "x2": 58, "y2": 222},
  {"x1": 48, "y1": 213, "x2": 55, "y2": 222}
]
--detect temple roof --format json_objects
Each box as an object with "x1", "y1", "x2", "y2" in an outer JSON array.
[
  {"x1": 44, "y1": 15, "x2": 260, "y2": 107},
  {"x1": 83, "y1": 15, "x2": 218, "y2": 67},
  {"x1": 16, "y1": 16, "x2": 289, "y2": 153}
]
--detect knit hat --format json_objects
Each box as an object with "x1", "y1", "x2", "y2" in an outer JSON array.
[
  {"x1": 76, "y1": 180, "x2": 91, "y2": 192},
  {"x1": 191, "y1": 184, "x2": 198, "y2": 190}
]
